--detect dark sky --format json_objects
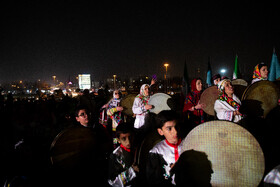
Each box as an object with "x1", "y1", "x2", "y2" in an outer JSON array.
[{"x1": 0, "y1": 1, "x2": 279, "y2": 83}]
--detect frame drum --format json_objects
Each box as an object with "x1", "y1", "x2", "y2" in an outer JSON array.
[
  {"x1": 148, "y1": 93, "x2": 172, "y2": 114},
  {"x1": 200, "y1": 86, "x2": 220, "y2": 116},
  {"x1": 136, "y1": 130, "x2": 164, "y2": 182},
  {"x1": 181, "y1": 120, "x2": 265, "y2": 187},
  {"x1": 50, "y1": 126, "x2": 97, "y2": 169},
  {"x1": 120, "y1": 94, "x2": 137, "y2": 116},
  {"x1": 241, "y1": 80, "x2": 279, "y2": 118},
  {"x1": 231, "y1": 79, "x2": 248, "y2": 100}
]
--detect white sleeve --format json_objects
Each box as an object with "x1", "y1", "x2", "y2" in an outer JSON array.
[
  {"x1": 108, "y1": 167, "x2": 136, "y2": 187},
  {"x1": 214, "y1": 100, "x2": 234, "y2": 121},
  {"x1": 132, "y1": 97, "x2": 146, "y2": 115}
]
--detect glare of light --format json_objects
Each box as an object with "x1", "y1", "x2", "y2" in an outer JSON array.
[
  {"x1": 164, "y1": 63, "x2": 169, "y2": 68},
  {"x1": 220, "y1": 69, "x2": 227, "y2": 73},
  {"x1": 72, "y1": 92, "x2": 78, "y2": 97}
]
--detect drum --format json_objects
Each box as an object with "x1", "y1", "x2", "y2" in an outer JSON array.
[
  {"x1": 136, "y1": 130, "x2": 164, "y2": 180},
  {"x1": 231, "y1": 79, "x2": 248, "y2": 100},
  {"x1": 50, "y1": 126, "x2": 97, "y2": 169},
  {"x1": 120, "y1": 94, "x2": 137, "y2": 116},
  {"x1": 200, "y1": 86, "x2": 220, "y2": 116},
  {"x1": 273, "y1": 80, "x2": 280, "y2": 97},
  {"x1": 232, "y1": 79, "x2": 248, "y2": 87},
  {"x1": 148, "y1": 93, "x2": 173, "y2": 114},
  {"x1": 181, "y1": 120, "x2": 265, "y2": 187},
  {"x1": 241, "y1": 80, "x2": 279, "y2": 118}
]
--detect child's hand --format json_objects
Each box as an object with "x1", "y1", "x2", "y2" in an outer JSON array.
[
  {"x1": 116, "y1": 106, "x2": 123, "y2": 111},
  {"x1": 151, "y1": 78, "x2": 156, "y2": 85},
  {"x1": 132, "y1": 164, "x2": 139, "y2": 172},
  {"x1": 195, "y1": 101, "x2": 205, "y2": 109},
  {"x1": 145, "y1": 104, "x2": 153, "y2": 110},
  {"x1": 102, "y1": 104, "x2": 108, "y2": 108}
]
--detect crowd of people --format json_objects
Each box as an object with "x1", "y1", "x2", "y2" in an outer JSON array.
[{"x1": 0, "y1": 62, "x2": 279, "y2": 186}]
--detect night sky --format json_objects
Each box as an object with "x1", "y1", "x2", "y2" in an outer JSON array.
[{"x1": 1, "y1": 1, "x2": 279, "y2": 83}]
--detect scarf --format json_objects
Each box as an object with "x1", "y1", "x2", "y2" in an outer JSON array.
[
  {"x1": 217, "y1": 79, "x2": 241, "y2": 110},
  {"x1": 120, "y1": 144, "x2": 131, "y2": 152},
  {"x1": 135, "y1": 84, "x2": 150, "y2": 105},
  {"x1": 186, "y1": 78, "x2": 202, "y2": 105},
  {"x1": 185, "y1": 78, "x2": 204, "y2": 123},
  {"x1": 218, "y1": 92, "x2": 241, "y2": 110},
  {"x1": 252, "y1": 63, "x2": 266, "y2": 80}
]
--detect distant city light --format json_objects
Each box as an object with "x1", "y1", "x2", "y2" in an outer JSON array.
[{"x1": 78, "y1": 74, "x2": 91, "y2": 90}]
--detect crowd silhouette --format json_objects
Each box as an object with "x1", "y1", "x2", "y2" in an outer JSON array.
[{"x1": 0, "y1": 78, "x2": 279, "y2": 187}]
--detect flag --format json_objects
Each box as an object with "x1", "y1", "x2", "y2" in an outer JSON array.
[
  {"x1": 268, "y1": 49, "x2": 280, "y2": 81},
  {"x1": 206, "y1": 57, "x2": 212, "y2": 87},
  {"x1": 182, "y1": 59, "x2": 189, "y2": 97},
  {"x1": 233, "y1": 54, "x2": 240, "y2": 80}
]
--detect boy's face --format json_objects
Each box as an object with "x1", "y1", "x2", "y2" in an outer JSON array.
[
  {"x1": 157, "y1": 120, "x2": 178, "y2": 144},
  {"x1": 76, "y1": 109, "x2": 89, "y2": 127},
  {"x1": 118, "y1": 132, "x2": 133, "y2": 149}
]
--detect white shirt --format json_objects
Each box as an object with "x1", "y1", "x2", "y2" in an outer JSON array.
[
  {"x1": 149, "y1": 139, "x2": 183, "y2": 185},
  {"x1": 132, "y1": 97, "x2": 149, "y2": 129},
  {"x1": 214, "y1": 94, "x2": 242, "y2": 123}
]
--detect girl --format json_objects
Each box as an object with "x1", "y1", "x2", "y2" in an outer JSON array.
[
  {"x1": 132, "y1": 84, "x2": 153, "y2": 129},
  {"x1": 106, "y1": 90, "x2": 124, "y2": 148},
  {"x1": 251, "y1": 62, "x2": 269, "y2": 84},
  {"x1": 182, "y1": 78, "x2": 205, "y2": 126}
]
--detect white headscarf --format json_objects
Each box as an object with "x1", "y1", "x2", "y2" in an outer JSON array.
[
  {"x1": 217, "y1": 79, "x2": 231, "y2": 92},
  {"x1": 108, "y1": 90, "x2": 121, "y2": 108}
]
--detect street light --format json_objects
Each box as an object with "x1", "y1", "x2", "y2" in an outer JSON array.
[
  {"x1": 164, "y1": 63, "x2": 169, "y2": 93},
  {"x1": 52, "y1": 76, "x2": 56, "y2": 86},
  {"x1": 113, "y1": 75, "x2": 117, "y2": 89},
  {"x1": 164, "y1": 63, "x2": 169, "y2": 79}
]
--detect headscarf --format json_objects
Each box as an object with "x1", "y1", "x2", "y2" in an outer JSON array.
[
  {"x1": 107, "y1": 90, "x2": 123, "y2": 125},
  {"x1": 189, "y1": 78, "x2": 202, "y2": 104},
  {"x1": 217, "y1": 79, "x2": 230, "y2": 93},
  {"x1": 217, "y1": 79, "x2": 240, "y2": 110},
  {"x1": 185, "y1": 78, "x2": 204, "y2": 124},
  {"x1": 136, "y1": 84, "x2": 150, "y2": 105},
  {"x1": 108, "y1": 90, "x2": 121, "y2": 108},
  {"x1": 253, "y1": 63, "x2": 267, "y2": 80}
]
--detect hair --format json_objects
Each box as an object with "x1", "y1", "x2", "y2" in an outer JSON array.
[
  {"x1": 171, "y1": 150, "x2": 213, "y2": 186},
  {"x1": 75, "y1": 105, "x2": 89, "y2": 117},
  {"x1": 258, "y1": 62, "x2": 267, "y2": 70},
  {"x1": 211, "y1": 74, "x2": 221, "y2": 83},
  {"x1": 155, "y1": 110, "x2": 179, "y2": 129},
  {"x1": 115, "y1": 122, "x2": 134, "y2": 139}
]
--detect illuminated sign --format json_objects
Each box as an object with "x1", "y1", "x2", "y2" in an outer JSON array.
[{"x1": 78, "y1": 74, "x2": 91, "y2": 90}]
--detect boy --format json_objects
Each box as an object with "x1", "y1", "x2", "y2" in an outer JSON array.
[
  {"x1": 146, "y1": 110, "x2": 182, "y2": 186},
  {"x1": 75, "y1": 105, "x2": 91, "y2": 127},
  {"x1": 108, "y1": 122, "x2": 139, "y2": 186}
]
